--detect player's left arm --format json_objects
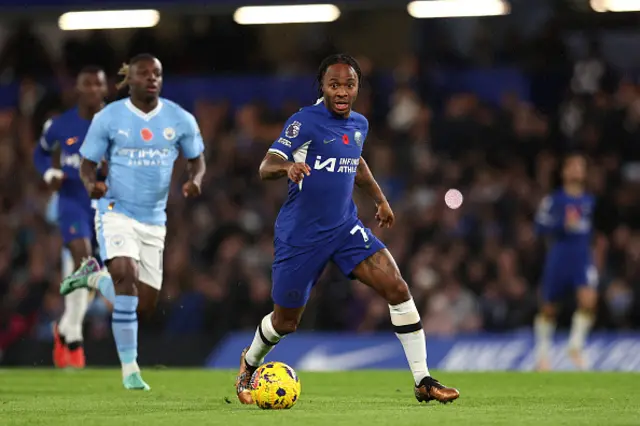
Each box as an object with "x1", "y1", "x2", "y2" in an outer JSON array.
[
  {"x1": 179, "y1": 112, "x2": 206, "y2": 198},
  {"x1": 355, "y1": 157, "x2": 394, "y2": 228}
]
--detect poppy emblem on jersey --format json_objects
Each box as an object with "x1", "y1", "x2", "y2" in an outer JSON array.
[
  {"x1": 285, "y1": 121, "x2": 302, "y2": 138},
  {"x1": 163, "y1": 127, "x2": 176, "y2": 141},
  {"x1": 65, "y1": 137, "x2": 78, "y2": 146},
  {"x1": 354, "y1": 131, "x2": 363, "y2": 146},
  {"x1": 140, "y1": 128, "x2": 154, "y2": 142},
  {"x1": 342, "y1": 134, "x2": 349, "y2": 145}
]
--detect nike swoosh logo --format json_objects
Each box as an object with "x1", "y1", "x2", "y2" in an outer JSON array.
[
  {"x1": 297, "y1": 343, "x2": 399, "y2": 371},
  {"x1": 323, "y1": 138, "x2": 335, "y2": 144}
]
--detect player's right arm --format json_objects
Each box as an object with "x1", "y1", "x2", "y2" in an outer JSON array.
[
  {"x1": 259, "y1": 154, "x2": 310, "y2": 183},
  {"x1": 79, "y1": 111, "x2": 109, "y2": 199},
  {"x1": 33, "y1": 118, "x2": 64, "y2": 191},
  {"x1": 259, "y1": 114, "x2": 311, "y2": 183}
]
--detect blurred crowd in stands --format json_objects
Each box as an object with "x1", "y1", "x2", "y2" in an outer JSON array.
[{"x1": 1, "y1": 19, "x2": 640, "y2": 354}]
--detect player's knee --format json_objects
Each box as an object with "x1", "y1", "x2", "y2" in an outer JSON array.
[
  {"x1": 271, "y1": 316, "x2": 299, "y2": 336},
  {"x1": 384, "y1": 278, "x2": 411, "y2": 306},
  {"x1": 137, "y1": 298, "x2": 156, "y2": 319},
  {"x1": 68, "y1": 239, "x2": 92, "y2": 267},
  {"x1": 540, "y1": 304, "x2": 556, "y2": 320},
  {"x1": 107, "y1": 258, "x2": 138, "y2": 295},
  {"x1": 577, "y1": 288, "x2": 597, "y2": 312}
]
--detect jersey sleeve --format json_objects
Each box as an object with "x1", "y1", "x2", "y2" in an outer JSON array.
[
  {"x1": 268, "y1": 113, "x2": 311, "y2": 161},
  {"x1": 80, "y1": 110, "x2": 110, "y2": 163},
  {"x1": 39, "y1": 118, "x2": 58, "y2": 152},
  {"x1": 534, "y1": 195, "x2": 562, "y2": 235},
  {"x1": 33, "y1": 119, "x2": 55, "y2": 175},
  {"x1": 179, "y1": 111, "x2": 205, "y2": 159}
]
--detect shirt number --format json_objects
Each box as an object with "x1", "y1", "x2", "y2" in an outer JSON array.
[{"x1": 350, "y1": 224, "x2": 370, "y2": 244}]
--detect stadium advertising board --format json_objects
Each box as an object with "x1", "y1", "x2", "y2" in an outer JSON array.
[{"x1": 208, "y1": 332, "x2": 640, "y2": 372}]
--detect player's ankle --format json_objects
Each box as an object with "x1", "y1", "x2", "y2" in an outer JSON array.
[
  {"x1": 67, "y1": 341, "x2": 83, "y2": 351},
  {"x1": 122, "y1": 361, "x2": 140, "y2": 378}
]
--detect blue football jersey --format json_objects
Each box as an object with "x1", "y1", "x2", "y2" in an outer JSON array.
[
  {"x1": 268, "y1": 101, "x2": 369, "y2": 246},
  {"x1": 80, "y1": 97, "x2": 204, "y2": 225},
  {"x1": 535, "y1": 189, "x2": 595, "y2": 258},
  {"x1": 34, "y1": 107, "x2": 92, "y2": 209}
]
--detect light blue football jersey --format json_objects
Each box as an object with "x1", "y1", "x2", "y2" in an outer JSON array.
[{"x1": 80, "y1": 98, "x2": 204, "y2": 225}]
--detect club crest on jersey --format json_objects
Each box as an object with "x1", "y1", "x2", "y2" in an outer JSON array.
[
  {"x1": 285, "y1": 121, "x2": 302, "y2": 138},
  {"x1": 163, "y1": 127, "x2": 176, "y2": 141},
  {"x1": 140, "y1": 128, "x2": 154, "y2": 142},
  {"x1": 110, "y1": 235, "x2": 124, "y2": 248},
  {"x1": 354, "y1": 131, "x2": 363, "y2": 146},
  {"x1": 65, "y1": 137, "x2": 78, "y2": 146}
]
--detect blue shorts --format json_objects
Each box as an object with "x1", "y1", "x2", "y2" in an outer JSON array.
[
  {"x1": 272, "y1": 219, "x2": 386, "y2": 308},
  {"x1": 541, "y1": 261, "x2": 598, "y2": 302},
  {"x1": 58, "y1": 204, "x2": 95, "y2": 246}
]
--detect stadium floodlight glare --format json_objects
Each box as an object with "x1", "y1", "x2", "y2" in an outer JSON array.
[
  {"x1": 407, "y1": 0, "x2": 510, "y2": 18},
  {"x1": 58, "y1": 10, "x2": 160, "y2": 31},
  {"x1": 233, "y1": 4, "x2": 341, "y2": 25},
  {"x1": 590, "y1": 0, "x2": 640, "y2": 11}
]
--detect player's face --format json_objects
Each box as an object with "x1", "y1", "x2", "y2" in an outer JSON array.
[
  {"x1": 129, "y1": 58, "x2": 163, "y2": 102},
  {"x1": 76, "y1": 71, "x2": 107, "y2": 109},
  {"x1": 322, "y1": 64, "x2": 359, "y2": 117},
  {"x1": 563, "y1": 156, "x2": 587, "y2": 183}
]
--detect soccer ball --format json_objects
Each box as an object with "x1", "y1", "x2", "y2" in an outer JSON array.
[{"x1": 250, "y1": 361, "x2": 301, "y2": 410}]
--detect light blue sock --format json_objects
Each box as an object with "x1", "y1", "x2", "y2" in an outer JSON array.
[
  {"x1": 97, "y1": 274, "x2": 116, "y2": 305},
  {"x1": 112, "y1": 295, "x2": 139, "y2": 365}
]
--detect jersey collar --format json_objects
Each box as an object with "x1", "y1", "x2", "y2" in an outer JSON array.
[{"x1": 125, "y1": 98, "x2": 163, "y2": 121}]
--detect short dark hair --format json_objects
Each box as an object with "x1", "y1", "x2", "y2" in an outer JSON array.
[
  {"x1": 129, "y1": 53, "x2": 157, "y2": 66},
  {"x1": 77, "y1": 65, "x2": 104, "y2": 77},
  {"x1": 116, "y1": 53, "x2": 158, "y2": 90},
  {"x1": 316, "y1": 53, "x2": 362, "y2": 97},
  {"x1": 564, "y1": 151, "x2": 586, "y2": 164}
]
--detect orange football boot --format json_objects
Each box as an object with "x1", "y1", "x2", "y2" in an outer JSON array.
[
  {"x1": 235, "y1": 347, "x2": 258, "y2": 404},
  {"x1": 67, "y1": 346, "x2": 86, "y2": 369},
  {"x1": 52, "y1": 322, "x2": 68, "y2": 368}
]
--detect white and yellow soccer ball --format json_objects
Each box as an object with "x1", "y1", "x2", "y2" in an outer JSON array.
[{"x1": 250, "y1": 361, "x2": 301, "y2": 410}]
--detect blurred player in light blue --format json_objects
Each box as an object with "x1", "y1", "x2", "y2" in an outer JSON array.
[{"x1": 60, "y1": 54, "x2": 206, "y2": 390}]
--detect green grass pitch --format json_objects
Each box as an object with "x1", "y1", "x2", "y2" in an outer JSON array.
[{"x1": 0, "y1": 369, "x2": 638, "y2": 425}]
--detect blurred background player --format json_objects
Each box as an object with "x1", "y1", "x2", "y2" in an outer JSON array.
[
  {"x1": 60, "y1": 54, "x2": 206, "y2": 390},
  {"x1": 32, "y1": 66, "x2": 109, "y2": 369},
  {"x1": 235, "y1": 54, "x2": 459, "y2": 405},
  {"x1": 534, "y1": 153, "x2": 597, "y2": 371}
]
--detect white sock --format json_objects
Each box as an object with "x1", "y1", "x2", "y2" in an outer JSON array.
[
  {"x1": 567, "y1": 311, "x2": 594, "y2": 352},
  {"x1": 87, "y1": 269, "x2": 107, "y2": 289},
  {"x1": 245, "y1": 313, "x2": 282, "y2": 367},
  {"x1": 58, "y1": 288, "x2": 90, "y2": 344},
  {"x1": 61, "y1": 248, "x2": 74, "y2": 277},
  {"x1": 390, "y1": 298, "x2": 430, "y2": 385},
  {"x1": 534, "y1": 315, "x2": 556, "y2": 362},
  {"x1": 122, "y1": 361, "x2": 140, "y2": 379}
]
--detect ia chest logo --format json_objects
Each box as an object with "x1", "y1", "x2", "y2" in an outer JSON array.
[{"x1": 313, "y1": 156, "x2": 359, "y2": 173}]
